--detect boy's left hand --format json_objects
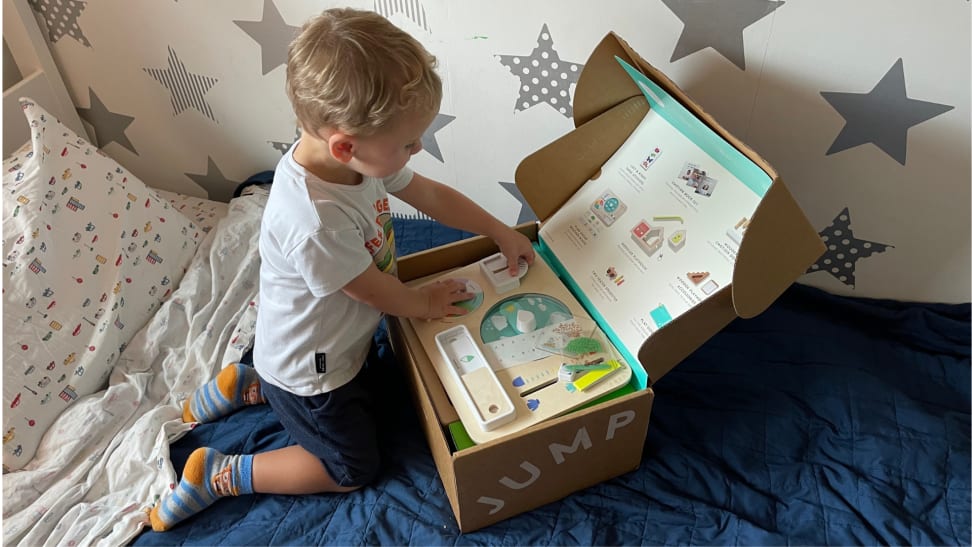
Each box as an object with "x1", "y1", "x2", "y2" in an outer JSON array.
[{"x1": 495, "y1": 228, "x2": 535, "y2": 276}]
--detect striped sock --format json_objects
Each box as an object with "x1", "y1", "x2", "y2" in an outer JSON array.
[
  {"x1": 149, "y1": 447, "x2": 254, "y2": 532},
  {"x1": 182, "y1": 363, "x2": 265, "y2": 423}
]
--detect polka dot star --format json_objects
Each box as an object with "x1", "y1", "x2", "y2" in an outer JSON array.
[
  {"x1": 28, "y1": 0, "x2": 91, "y2": 47},
  {"x1": 496, "y1": 24, "x2": 583, "y2": 118},
  {"x1": 807, "y1": 207, "x2": 893, "y2": 288},
  {"x1": 270, "y1": 127, "x2": 300, "y2": 155}
]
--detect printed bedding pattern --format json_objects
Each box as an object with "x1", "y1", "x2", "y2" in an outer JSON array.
[
  {"x1": 1, "y1": 186, "x2": 267, "y2": 546},
  {"x1": 2, "y1": 99, "x2": 205, "y2": 472}
]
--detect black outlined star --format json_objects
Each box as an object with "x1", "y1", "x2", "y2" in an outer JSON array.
[
  {"x1": 661, "y1": 0, "x2": 784, "y2": 70},
  {"x1": 76, "y1": 88, "x2": 137, "y2": 155},
  {"x1": 144, "y1": 47, "x2": 219, "y2": 123},
  {"x1": 234, "y1": 0, "x2": 300, "y2": 75},
  {"x1": 421, "y1": 113, "x2": 455, "y2": 162},
  {"x1": 497, "y1": 24, "x2": 583, "y2": 118},
  {"x1": 28, "y1": 0, "x2": 91, "y2": 47},
  {"x1": 821, "y1": 59, "x2": 953, "y2": 165},
  {"x1": 499, "y1": 182, "x2": 538, "y2": 224},
  {"x1": 186, "y1": 157, "x2": 240, "y2": 203},
  {"x1": 806, "y1": 207, "x2": 892, "y2": 288}
]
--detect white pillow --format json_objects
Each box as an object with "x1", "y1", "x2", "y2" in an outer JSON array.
[{"x1": 2, "y1": 98, "x2": 204, "y2": 471}]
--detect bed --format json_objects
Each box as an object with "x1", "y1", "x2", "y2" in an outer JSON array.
[{"x1": 2, "y1": 9, "x2": 969, "y2": 545}]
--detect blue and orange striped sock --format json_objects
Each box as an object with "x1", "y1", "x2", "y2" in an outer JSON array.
[
  {"x1": 182, "y1": 363, "x2": 265, "y2": 423},
  {"x1": 149, "y1": 447, "x2": 254, "y2": 532}
]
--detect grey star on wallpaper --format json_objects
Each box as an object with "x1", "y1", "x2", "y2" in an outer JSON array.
[
  {"x1": 374, "y1": 0, "x2": 430, "y2": 32},
  {"x1": 28, "y1": 0, "x2": 91, "y2": 47},
  {"x1": 661, "y1": 0, "x2": 784, "y2": 70},
  {"x1": 234, "y1": 0, "x2": 300, "y2": 75},
  {"x1": 144, "y1": 47, "x2": 219, "y2": 123},
  {"x1": 76, "y1": 88, "x2": 138, "y2": 155},
  {"x1": 806, "y1": 207, "x2": 892, "y2": 288},
  {"x1": 186, "y1": 157, "x2": 240, "y2": 203},
  {"x1": 497, "y1": 24, "x2": 583, "y2": 118},
  {"x1": 499, "y1": 182, "x2": 538, "y2": 224},
  {"x1": 821, "y1": 59, "x2": 953, "y2": 165},
  {"x1": 270, "y1": 127, "x2": 301, "y2": 155},
  {"x1": 421, "y1": 113, "x2": 455, "y2": 162}
]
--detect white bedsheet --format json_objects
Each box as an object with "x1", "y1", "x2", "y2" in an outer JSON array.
[{"x1": 2, "y1": 190, "x2": 267, "y2": 547}]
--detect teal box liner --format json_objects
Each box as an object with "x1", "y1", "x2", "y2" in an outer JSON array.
[
  {"x1": 535, "y1": 238, "x2": 650, "y2": 390},
  {"x1": 616, "y1": 56, "x2": 772, "y2": 199}
]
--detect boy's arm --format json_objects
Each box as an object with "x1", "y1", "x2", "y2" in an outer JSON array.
[
  {"x1": 392, "y1": 173, "x2": 535, "y2": 274},
  {"x1": 342, "y1": 262, "x2": 472, "y2": 319}
]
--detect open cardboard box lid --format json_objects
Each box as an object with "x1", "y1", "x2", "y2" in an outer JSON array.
[{"x1": 515, "y1": 32, "x2": 824, "y2": 384}]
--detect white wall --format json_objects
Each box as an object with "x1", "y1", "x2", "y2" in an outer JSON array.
[{"x1": 23, "y1": 0, "x2": 971, "y2": 302}]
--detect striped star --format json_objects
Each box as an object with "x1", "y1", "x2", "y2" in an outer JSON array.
[
  {"x1": 374, "y1": 0, "x2": 430, "y2": 32},
  {"x1": 144, "y1": 47, "x2": 219, "y2": 123}
]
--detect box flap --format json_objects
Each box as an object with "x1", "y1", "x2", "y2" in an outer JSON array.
[
  {"x1": 525, "y1": 31, "x2": 824, "y2": 322},
  {"x1": 572, "y1": 33, "x2": 643, "y2": 127},
  {"x1": 732, "y1": 181, "x2": 826, "y2": 318},
  {"x1": 636, "y1": 287, "x2": 737, "y2": 383},
  {"x1": 514, "y1": 95, "x2": 648, "y2": 221}
]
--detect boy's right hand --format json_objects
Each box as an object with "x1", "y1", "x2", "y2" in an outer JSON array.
[{"x1": 418, "y1": 279, "x2": 474, "y2": 320}]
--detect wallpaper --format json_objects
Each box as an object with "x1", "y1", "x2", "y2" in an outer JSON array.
[{"x1": 23, "y1": 0, "x2": 971, "y2": 303}]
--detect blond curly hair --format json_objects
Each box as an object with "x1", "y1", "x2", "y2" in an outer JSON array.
[{"x1": 286, "y1": 8, "x2": 442, "y2": 137}]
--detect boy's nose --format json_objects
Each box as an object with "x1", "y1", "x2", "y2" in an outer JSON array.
[{"x1": 410, "y1": 142, "x2": 422, "y2": 155}]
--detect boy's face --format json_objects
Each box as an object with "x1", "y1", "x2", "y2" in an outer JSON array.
[{"x1": 349, "y1": 110, "x2": 434, "y2": 178}]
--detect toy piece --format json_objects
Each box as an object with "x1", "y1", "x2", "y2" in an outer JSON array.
[
  {"x1": 571, "y1": 360, "x2": 623, "y2": 391},
  {"x1": 479, "y1": 252, "x2": 529, "y2": 294},
  {"x1": 564, "y1": 336, "x2": 603, "y2": 356},
  {"x1": 435, "y1": 325, "x2": 515, "y2": 432},
  {"x1": 558, "y1": 358, "x2": 607, "y2": 382},
  {"x1": 515, "y1": 310, "x2": 537, "y2": 333}
]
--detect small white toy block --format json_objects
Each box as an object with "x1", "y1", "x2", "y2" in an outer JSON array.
[{"x1": 479, "y1": 252, "x2": 529, "y2": 294}]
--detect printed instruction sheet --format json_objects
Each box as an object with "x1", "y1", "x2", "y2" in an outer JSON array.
[{"x1": 539, "y1": 106, "x2": 765, "y2": 359}]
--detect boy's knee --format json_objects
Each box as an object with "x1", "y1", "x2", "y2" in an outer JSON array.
[{"x1": 335, "y1": 453, "x2": 380, "y2": 488}]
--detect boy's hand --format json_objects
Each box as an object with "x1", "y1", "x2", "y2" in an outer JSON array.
[
  {"x1": 418, "y1": 279, "x2": 474, "y2": 319},
  {"x1": 495, "y1": 229, "x2": 536, "y2": 276}
]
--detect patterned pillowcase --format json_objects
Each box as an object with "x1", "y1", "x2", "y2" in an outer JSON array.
[{"x1": 2, "y1": 98, "x2": 204, "y2": 472}]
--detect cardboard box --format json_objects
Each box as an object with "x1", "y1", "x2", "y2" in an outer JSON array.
[{"x1": 386, "y1": 32, "x2": 824, "y2": 532}]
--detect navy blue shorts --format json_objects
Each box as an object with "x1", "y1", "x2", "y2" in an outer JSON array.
[{"x1": 258, "y1": 365, "x2": 380, "y2": 488}]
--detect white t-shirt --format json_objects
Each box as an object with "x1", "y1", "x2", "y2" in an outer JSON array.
[{"x1": 253, "y1": 142, "x2": 412, "y2": 395}]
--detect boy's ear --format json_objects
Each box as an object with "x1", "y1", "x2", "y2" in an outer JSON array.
[{"x1": 327, "y1": 133, "x2": 355, "y2": 163}]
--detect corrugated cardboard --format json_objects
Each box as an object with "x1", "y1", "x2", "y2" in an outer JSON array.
[{"x1": 387, "y1": 31, "x2": 824, "y2": 532}]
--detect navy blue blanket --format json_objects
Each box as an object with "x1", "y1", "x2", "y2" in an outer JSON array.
[{"x1": 133, "y1": 218, "x2": 970, "y2": 546}]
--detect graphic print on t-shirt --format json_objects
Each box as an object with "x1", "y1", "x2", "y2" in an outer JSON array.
[{"x1": 364, "y1": 197, "x2": 397, "y2": 275}]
